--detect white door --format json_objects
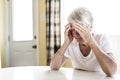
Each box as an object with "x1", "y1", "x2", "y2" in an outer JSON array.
[{"x1": 6, "y1": 0, "x2": 39, "y2": 67}]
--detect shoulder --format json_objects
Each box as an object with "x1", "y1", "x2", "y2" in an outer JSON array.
[
  {"x1": 93, "y1": 33, "x2": 108, "y2": 42},
  {"x1": 93, "y1": 33, "x2": 110, "y2": 46}
]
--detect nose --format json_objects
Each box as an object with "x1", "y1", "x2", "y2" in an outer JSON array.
[{"x1": 71, "y1": 29, "x2": 77, "y2": 35}]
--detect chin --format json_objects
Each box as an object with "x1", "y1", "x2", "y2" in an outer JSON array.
[
  {"x1": 75, "y1": 38, "x2": 79, "y2": 41},
  {"x1": 75, "y1": 37, "x2": 81, "y2": 40}
]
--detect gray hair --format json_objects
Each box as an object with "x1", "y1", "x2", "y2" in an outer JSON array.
[{"x1": 68, "y1": 7, "x2": 93, "y2": 27}]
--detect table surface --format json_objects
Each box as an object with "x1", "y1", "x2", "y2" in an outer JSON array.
[{"x1": 0, "y1": 66, "x2": 120, "y2": 80}]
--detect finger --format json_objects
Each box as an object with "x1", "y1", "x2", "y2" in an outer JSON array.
[
  {"x1": 73, "y1": 23, "x2": 90, "y2": 33},
  {"x1": 65, "y1": 24, "x2": 70, "y2": 32},
  {"x1": 74, "y1": 27, "x2": 83, "y2": 35},
  {"x1": 73, "y1": 22, "x2": 88, "y2": 29},
  {"x1": 72, "y1": 23, "x2": 85, "y2": 33},
  {"x1": 65, "y1": 25, "x2": 71, "y2": 34}
]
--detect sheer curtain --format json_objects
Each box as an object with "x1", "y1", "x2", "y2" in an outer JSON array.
[{"x1": 46, "y1": 0, "x2": 61, "y2": 65}]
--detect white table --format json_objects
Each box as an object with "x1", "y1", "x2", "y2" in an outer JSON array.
[{"x1": 0, "y1": 66, "x2": 120, "y2": 80}]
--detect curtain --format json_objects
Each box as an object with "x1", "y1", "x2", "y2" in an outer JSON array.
[{"x1": 46, "y1": 0, "x2": 61, "y2": 65}]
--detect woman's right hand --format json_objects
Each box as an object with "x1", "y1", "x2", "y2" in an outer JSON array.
[{"x1": 64, "y1": 23, "x2": 73, "y2": 44}]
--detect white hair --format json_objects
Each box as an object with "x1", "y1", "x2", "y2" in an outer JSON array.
[{"x1": 68, "y1": 7, "x2": 93, "y2": 27}]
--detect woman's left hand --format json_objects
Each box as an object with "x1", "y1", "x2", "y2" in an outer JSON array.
[{"x1": 72, "y1": 22, "x2": 94, "y2": 44}]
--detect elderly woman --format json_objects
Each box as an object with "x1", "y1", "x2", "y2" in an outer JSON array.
[{"x1": 50, "y1": 7, "x2": 117, "y2": 77}]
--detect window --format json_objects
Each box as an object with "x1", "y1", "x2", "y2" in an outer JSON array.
[{"x1": 12, "y1": 0, "x2": 33, "y2": 41}]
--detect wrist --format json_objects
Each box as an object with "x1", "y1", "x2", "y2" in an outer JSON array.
[
  {"x1": 64, "y1": 40, "x2": 71, "y2": 46},
  {"x1": 88, "y1": 39, "x2": 97, "y2": 48}
]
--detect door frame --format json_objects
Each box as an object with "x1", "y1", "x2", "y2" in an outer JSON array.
[{"x1": 38, "y1": 0, "x2": 47, "y2": 65}]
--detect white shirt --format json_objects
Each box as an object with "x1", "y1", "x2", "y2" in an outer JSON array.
[{"x1": 64, "y1": 34, "x2": 112, "y2": 72}]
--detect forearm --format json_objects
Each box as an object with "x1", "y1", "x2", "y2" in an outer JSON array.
[
  {"x1": 50, "y1": 41, "x2": 70, "y2": 70},
  {"x1": 50, "y1": 54, "x2": 65, "y2": 70},
  {"x1": 89, "y1": 40, "x2": 117, "y2": 77}
]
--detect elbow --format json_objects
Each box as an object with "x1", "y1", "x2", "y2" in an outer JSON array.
[
  {"x1": 106, "y1": 63, "x2": 118, "y2": 77},
  {"x1": 50, "y1": 66, "x2": 59, "y2": 70},
  {"x1": 50, "y1": 56, "x2": 64, "y2": 70},
  {"x1": 50, "y1": 61, "x2": 60, "y2": 70},
  {"x1": 50, "y1": 64, "x2": 60, "y2": 70},
  {"x1": 106, "y1": 71, "x2": 116, "y2": 77}
]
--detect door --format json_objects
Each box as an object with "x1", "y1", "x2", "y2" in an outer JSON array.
[{"x1": 6, "y1": 0, "x2": 39, "y2": 67}]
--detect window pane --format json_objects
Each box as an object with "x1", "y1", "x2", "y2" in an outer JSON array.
[{"x1": 12, "y1": 0, "x2": 33, "y2": 41}]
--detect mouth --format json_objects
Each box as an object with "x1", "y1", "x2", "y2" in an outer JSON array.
[
  {"x1": 74, "y1": 37, "x2": 80, "y2": 40},
  {"x1": 74, "y1": 37, "x2": 79, "y2": 39},
  {"x1": 74, "y1": 36, "x2": 83, "y2": 41},
  {"x1": 73, "y1": 35, "x2": 80, "y2": 39}
]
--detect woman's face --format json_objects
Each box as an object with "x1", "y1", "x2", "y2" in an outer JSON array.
[{"x1": 71, "y1": 27, "x2": 83, "y2": 41}]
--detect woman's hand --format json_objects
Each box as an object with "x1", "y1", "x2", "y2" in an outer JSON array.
[
  {"x1": 64, "y1": 23, "x2": 73, "y2": 44},
  {"x1": 72, "y1": 23, "x2": 93, "y2": 45}
]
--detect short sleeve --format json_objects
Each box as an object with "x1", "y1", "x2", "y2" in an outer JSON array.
[
  {"x1": 99, "y1": 35, "x2": 112, "y2": 54},
  {"x1": 64, "y1": 48, "x2": 70, "y2": 58}
]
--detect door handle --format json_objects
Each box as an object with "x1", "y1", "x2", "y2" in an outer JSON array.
[{"x1": 32, "y1": 45, "x2": 37, "y2": 49}]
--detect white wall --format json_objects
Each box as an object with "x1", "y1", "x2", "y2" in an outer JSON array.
[
  {"x1": 61, "y1": 0, "x2": 120, "y2": 44},
  {"x1": 108, "y1": 35, "x2": 120, "y2": 73}
]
